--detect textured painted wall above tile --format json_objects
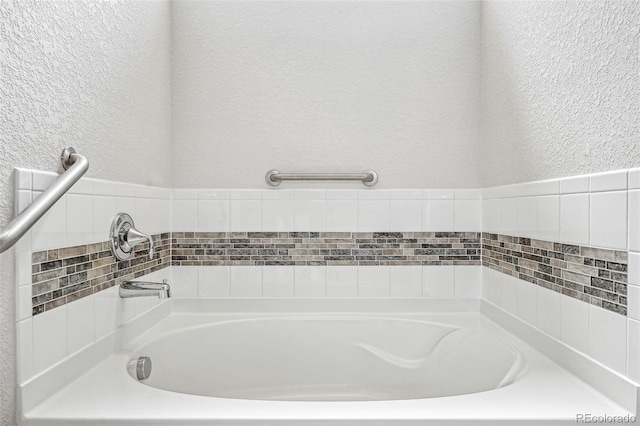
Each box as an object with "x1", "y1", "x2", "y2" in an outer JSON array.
[
  {"x1": 482, "y1": 1, "x2": 640, "y2": 186},
  {"x1": 171, "y1": 1, "x2": 482, "y2": 189}
]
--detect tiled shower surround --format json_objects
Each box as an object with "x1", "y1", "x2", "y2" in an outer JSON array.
[
  {"x1": 483, "y1": 233, "x2": 628, "y2": 315},
  {"x1": 30, "y1": 234, "x2": 170, "y2": 315}
]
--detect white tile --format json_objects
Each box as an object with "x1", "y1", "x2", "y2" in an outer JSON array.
[
  {"x1": 422, "y1": 265, "x2": 455, "y2": 298},
  {"x1": 326, "y1": 190, "x2": 358, "y2": 200},
  {"x1": 454, "y1": 189, "x2": 481, "y2": 200},
  {"x1": 116, "y1": 294, "x2": 136, "y2": 327},
  {"x1": 535, "y1": 179, "x2": 560, "y2": 196},
  {"x1": 135, "y1": 198, "x2": 160, "y2": 234},
  {"x1": 388, "y1": 189, "x2": 422, "y2": 200},
  {"x1": 262, "y1": 200, "x2": 294, "y2": 232},
  {"x1": 454, "y1": 266, "x2": 481, "y2": 298},
  {"x1": 501, "y1": 198, "x2": 518, "y2": 236},
  {"x1": 628, "y1": 319, "x2": 640, "y2": 381},
  {"x1": 358, "y1": 190, "x2": 389, "y2": 200},
  {"x1": 629, "y1": 169, "x2": 640, "y2": 190},
  {"x1": 31, "y1": 171, "x2": 57, "y2": 191},
  {"x1": 536, "y1": 286, "x2": 561, "y2": 339},
  {"x1": 294, "y1": 266, "x2": 326, "y2": 297},
  {"x1": 517, "y1": 197, "x2": 536, "y2": 238},
  {"x1": 15, "y1": 190, "x2": 31, "y2": 214},
  {"x1": 389, "y1": 200, "x2": 421, "y2": 231},
  {"x1": 422, "y1": 200, "x2": 454, "y2": 231},
  {"x1": 230, "y1": 267, "x2": 262, "y2": 297},
  {"x1": 230, "y1": 189, "x2": 262, "y2": 200},
  {"x1": 93, "y1": 196, "x2": 116, "y2": 243},
  {"x1": 629, "y1": 190, "x2": 640, "y2": 251},
  {"x1": 32, "y1": 193, "x2": 66, "y2": 251},
  {"x1": 92, "y1": 179, "x2": 117, "y2": 196},
  {"x1": 17, "y1": 251, "x2": 32, "y2": 287},
  {"x1": 115, "y1": 197, "x2": 136, "y2": 217},
  {"x1": 589, "y1": 305, "x2": 627, "y2": 373},
  {"x1": 17, "y1": 285, "x2": 32, "y2": 321},
  {"x1": 198, "y1": 189, "x2": 230, "y2": 200},
  {"x1": 422, "y1": 189, "x2": 454, "y2": 200},
  {"x1": 230, "y1": 200, "x2": 262, "y2": 231},
  {"x1": 295, "y1": 200, "x2": 326, "y2": 231},
  {"x1": 500, "y1": 275, "x2": 518, "y2": 315},
  {"x1": 560, "y1": 194, "x2": 590, "y2": 245},
  {"x1": 326, "y1": 201, "x2": 358, "y2": 232},
  {"x1": 171, "y1": 267, "x2": 198, "y2": 297},
  {"x1": 198, "y1": 266, "x2": 230, "y2": 297},
  {"x1": 560, "y1": 295, "x2": 590, "y2": 354},
  {"x1": 591, "y1": 170, "x2": 628, "y2": 192},
  {"x1": 358, "y1": 266, "x2": 389, "y2": 297},
  {"x1": 263, "y1": 266, "x2": 294, "y2": 297},
  {"x1": 262, "y1": 189, "x2": 294, "y2": 200},
  {"x1": 516, "y1": 279, "x2": 537, "y2": 326},
  {"x1": 326, "y1": 266, "x2": 358, "y2": 297},
  {"x1": 198, "y1": 200, "x2": 230, "y2": 232},
  {"x1": 116, "y1": 182, "x2": 138, "y2": 198},
  {"x1": 390, "y1": 266, "x2": 422, "y2": 297},
  {"x1": 560, "y1": 175, "x2": 590, "y2": 194},
  {"x1": 483, "y1": 199, "x2": 501, "y2": 234},
  {"x1": 67, "y1": 295, "x2": 95, "y2": 354},
  {"x1": 536, "y1": 195, "x2": 560, "y2": 241},
  {"x1": 94, "y1": 286, "x2": 118, "y2": 340},
  {"x1": 454, "y1": 200, "x2": 481, "y2": 232},
  {"x1": 17, "y1": 319, "x2": 33, "y2": 384},
  {"x1": 630, "y1": 253, "x2": 640, "y2": 285},
  {"x1": 295, "y1": 189, "x2": 326, "y2": 200},
  {"x1": 628, "y1": 285, "x2": 640, "y2": 321},
  {"x1": 515, "y1": 182, "x2": 537, "y2": 197},
  {"x1": 68, "y1": 177, "x2": 93, "y2": 195},
  {"x1": 172, "y1": 200, "x2": 197, "y2": 232},
  {"x1": 33, "y1": 305, "x2": 67, "y2": 373},
  {"x1": 358, "y1": 201, "x2": 389, "y2": 232},
  {"x1": 15, "y1": 168, "x2": 32, "y2": 190},
  {"x1": 482, "y1": 267, "x2": 502, "y2": 305},
  {"x1": 590, "y1": 191, "x2": 627, "y2": 250},
  {"x1": 172, "y1": 189, "x2": 198, "y2": 200}
]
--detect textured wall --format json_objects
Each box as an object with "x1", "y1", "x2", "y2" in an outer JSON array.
[
  {"x1": 481, "y1": 0, "x2": 640, "y2": 187},
  {"x1": 0, "y1": 1, "x2": 172, "y2": 423},
  {"x1": 171, "y1": 1, "x2": 482, "y2": 189}
]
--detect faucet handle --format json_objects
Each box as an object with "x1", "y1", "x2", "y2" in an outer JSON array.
[
  {"x1": 124, "y1": 227, "x2": 154, "y2": 260},
  {"x1": 110, "y1": 213, "x2": 154, "y2": 261}
]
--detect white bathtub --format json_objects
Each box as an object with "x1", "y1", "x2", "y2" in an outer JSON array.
[
  {"x1": 21, "y1": 299, "x2": 638, "y2": 425},
  {"x1": 132, "y1": 315, "x2": 523, "y2": 401}
]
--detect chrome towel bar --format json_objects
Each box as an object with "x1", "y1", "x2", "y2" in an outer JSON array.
[
  {"x1": 0, "y1": 147, "x2": 89, "y2": 254},
  {"x1": 266, "y1": 170, "x2": 378, "y2": 187}
]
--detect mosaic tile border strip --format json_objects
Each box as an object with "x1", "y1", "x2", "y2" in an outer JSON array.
[
  {"x1": 31, "y1": 233, "x2": 170, "y2": 316},
  {"x1": 482, "y1": 233, "x2": 628, "y2": 316},
  {"x1": 170, "y1": 232, "x2": 482, "y2": 266}
]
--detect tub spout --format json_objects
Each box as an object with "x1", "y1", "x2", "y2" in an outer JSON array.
[{"x1": 119, "y1": 279, "x2": 171, "y2": 299}]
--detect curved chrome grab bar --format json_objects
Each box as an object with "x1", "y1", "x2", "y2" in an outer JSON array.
[{"x1": 0, "y1": 147, "x2": 89, "y2": 254}]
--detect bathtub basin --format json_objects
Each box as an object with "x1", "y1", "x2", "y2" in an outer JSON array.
[{"x1": 133, "y1": 316, "x2": 523, "y2": 401}]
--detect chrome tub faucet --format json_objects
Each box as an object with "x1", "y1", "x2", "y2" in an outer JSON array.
[{"x1": 119, "y1": 279, "x2": 171, "y2": 299}]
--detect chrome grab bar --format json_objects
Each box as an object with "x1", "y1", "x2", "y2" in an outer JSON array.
[
  {"x1": 266, "y1": 170, "x2": 378, "y2": 187},
  {"x1": 0, "y1": 147, "x2": 89, "y2": 254}
]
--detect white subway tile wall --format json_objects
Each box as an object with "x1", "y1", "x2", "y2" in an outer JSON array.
[{"x1": 13, "y1": 165, "x2": 640, "y2": 391}]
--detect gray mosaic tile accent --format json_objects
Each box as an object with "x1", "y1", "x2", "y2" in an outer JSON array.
[
  {"x1": 482, "y1": 233, "x2": 628, "y2": 316},
  {"x1": 171, "y1": 232, "x2": 482, "y2": 266},
  {"x1": 31, "y1": 233, "x2": 170, "y2": 316}
]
